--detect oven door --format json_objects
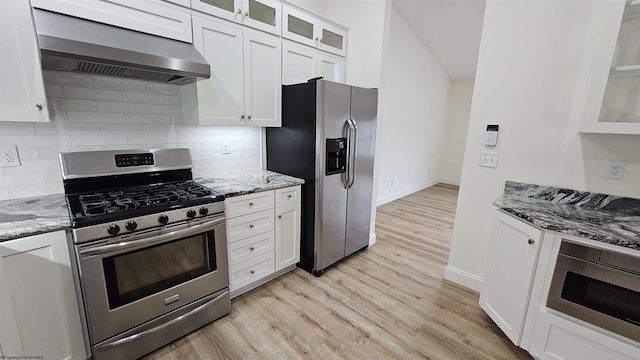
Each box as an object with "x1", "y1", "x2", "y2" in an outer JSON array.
[
  {"x1": 547, "y1": 242, "x2": 640, "y2": 342},
  {"x1": 77, "y1": 214, "x2": 228, "y2": 344}
]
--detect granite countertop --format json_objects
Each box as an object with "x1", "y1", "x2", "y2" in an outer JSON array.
[
  {"x1": 495, "y1": 181, "x2": 640, "y2": 250},
  {"x1": 0, "y1": 170, "x2": 304, "y2": 242}
]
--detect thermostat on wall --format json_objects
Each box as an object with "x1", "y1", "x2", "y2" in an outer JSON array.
[{"x1": 485, "y1": 124, "x2": 499, "y2": 146}]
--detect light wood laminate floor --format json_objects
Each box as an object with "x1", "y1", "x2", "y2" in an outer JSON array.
[{"x1": 144, "y1": 184, "x2": 531, "y2": 359}]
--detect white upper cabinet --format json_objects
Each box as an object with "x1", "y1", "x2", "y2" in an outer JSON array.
[
  {"x1": 581, "y1": 0, "x2": 640, "y2": 134},
  {"x1": 31, "y1": 0, "x2": 193, "y2": 42},
  {"x1": 0, "y1": 0, "x2": 49, "y2": 122},
  {"x1": 282, "y1": 3, "x2": 348, "y2": 57},
  {"x1": 192, "y1": 15, "x2": 281, "y2": 127},
  {"x1": 191, "y1": 0, "x2": 281, "y2": 35},
  {"x1": 282, "y1": 40, "x2": 345, "y2": 85}
]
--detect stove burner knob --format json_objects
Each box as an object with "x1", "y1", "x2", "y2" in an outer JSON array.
[
  {"x1": 199, "y1": 207, "x2": 209, "y2": 216},
  {"x1": 125, "y1": 221, "x2": 138, "y2": 231},
  {"x1": 158, "y1": 214, "x2": 169, "y2": 225},
  {"x1": 107, "y1": 224, "x2": 120, "y2": 236},
  {"x1": 186, "y1": 209, "x2": 197, "y2": 219}
]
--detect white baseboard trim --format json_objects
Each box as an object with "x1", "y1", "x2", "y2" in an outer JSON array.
[
  {"x1": 369, "y1": 232, "x2": 376, "y2": 246},
  {"x1": 444, "y1": 265, "x2": 483, "y2": 292},
  {"x1": 376, "y1": 180, "x2": 439, "y2": 206},
  {"x1": 439, "y1": 178, "x2": 460, "y2": 186}
]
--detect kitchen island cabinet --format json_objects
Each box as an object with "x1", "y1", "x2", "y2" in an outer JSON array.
[{"x1": 0, "y1": 230, "x2": 86, "y2": 360}]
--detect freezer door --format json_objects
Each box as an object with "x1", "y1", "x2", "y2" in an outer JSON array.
[
  {"x1": 344, "y1": 86, "x2": 377, "y2": 256},
  {"x1": 315, "y1": 81, "x2": 351, "y2": 271}
]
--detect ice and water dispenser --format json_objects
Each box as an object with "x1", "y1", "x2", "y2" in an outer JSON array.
[{"x1": 326, "y1": 138, "x2": 346, "y2": 175}]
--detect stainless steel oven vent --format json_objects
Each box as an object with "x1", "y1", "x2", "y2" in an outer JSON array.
[{"x1": 75, "y1": 61, "x2": 183, "y2": 83}]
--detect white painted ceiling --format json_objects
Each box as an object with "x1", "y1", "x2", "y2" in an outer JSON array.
[{"x1": 393, "y1": 0, "x2": 486, "y2": 80}]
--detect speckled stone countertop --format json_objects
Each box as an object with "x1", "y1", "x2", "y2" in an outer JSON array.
[
  {"x1": 494, "y1": 181, "x2": 640, "y2": 250},
  {"x1": 0, "y1": 170, "x2": 304, "y2": 242}
]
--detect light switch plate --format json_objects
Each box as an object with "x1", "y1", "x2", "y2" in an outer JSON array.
[
  {"x1": 605, "y1": 160, "x2": 625, "y2": 180},
  {"x1": 0, "y1": 145, "x2": 21, "y2": 167},
  {"x1": 479, "y1": 151, "x2": 499, "y2": 168}
]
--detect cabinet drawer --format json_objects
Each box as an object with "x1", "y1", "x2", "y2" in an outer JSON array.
[
  {"x1": 229, "y1": 252, "x2": 274, "y2": 291},
  {"x1": 275, "y1": 185, "x2": 301, "y2": 207},
  {"x1": 225, "y1": 191, "x2": 274, "y2": 218},
  {"x1": 228, "y1": 231, "x2": 274, "y2": 265},
  {"x1": 227, "y1": 209, "x2": 274, "y2": 241}
]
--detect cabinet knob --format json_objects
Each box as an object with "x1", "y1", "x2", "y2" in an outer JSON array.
[
  {"x1": 249, "y1": 246, "x2": 255, "y2": 251},
  {"x1": 245, "y1": 10, "x2": 249, "y2": 16},
  {"x1": 241, "y1": 114, "x2": 245, "y2": 119},
  {"x1": 287, "y1": 194, "x2": 292, "y2": 199},
  {"x1": 35, "y1": 104, "x2": 43, "y2": 111},
  {"x1": 237, "y1": 8, "x2": 242, "y2": 14},
  {"x1": 249, "y1": 202, "x2": 254, "y2": 206},
  {"x1": 247, "y1": 115, "x2": 252, "y2": 120},
  {"x1": 250, "y1": 270, "x2": 255, "y2": 274},
  {"x1": 249, "y1": 224, "x2": 254, "y2": 229},
  {"x1": 528, "y1": 238, "x2": 535, "y2": 245},
  {"x1": 278, "y1": 215, "x2": 282, "y2": 219}
]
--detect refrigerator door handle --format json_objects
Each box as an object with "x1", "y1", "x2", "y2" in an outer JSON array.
[
  {"x1": 346, "y1": 118, "x2": 358, "y2": 189},
  {"x1": 342, "y1": 119, "x2": 351, "y2": 189}
]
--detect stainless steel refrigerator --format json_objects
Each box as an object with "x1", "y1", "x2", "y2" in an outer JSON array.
[{"x1": 266, "y1": 79, "x2": 377, "y2": 276}]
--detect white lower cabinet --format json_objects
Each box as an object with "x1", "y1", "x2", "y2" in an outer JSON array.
[
  {"x1": 225, "y1": 185, "x2": 301, "y2": 297},
  {"x1": 0, "y1": 231, "x2": 86, "y2": 360},
  {"x1": 480, "y1": 210, "x2": 543, "y2": 345}
]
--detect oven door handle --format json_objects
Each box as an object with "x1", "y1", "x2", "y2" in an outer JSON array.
[
  {"x1": 93, "y1": 290, "x2": 228, "y2": 353},
  {"x1": 79, "y1": 215, "x2": 225, "y2": 256}
]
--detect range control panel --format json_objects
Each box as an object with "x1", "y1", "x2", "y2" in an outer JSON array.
[{"x1": 115, "y1": 153, "x2": 155, "y2": 167}]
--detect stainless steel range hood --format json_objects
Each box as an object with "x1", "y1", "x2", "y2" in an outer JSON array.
[{"x1": 32, "y1": 9, "x2": 210, "y2": 84}]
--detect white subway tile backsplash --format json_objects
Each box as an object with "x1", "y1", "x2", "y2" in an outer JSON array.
[
  {"x1": 147, "y1": 83, "x2": 182, "y2": 96},
  {"x1": 49, "y1": 98, "x2": 98, "y2": 112},
  {"x1": 70, "y1": 134, "x2": 128, "y2": 146},
  {"x1": 2, "y1": 72, "x2": 261, "y2": 200},
  {"x1": 94, "y1": 77, "x2": 147, "y2": 93},
  {"x1": 149, "y1": 104, "x2": 182, "y2": 115},
  {"x1": 68, "y1": 111, "x2": 125, "y2": 123},
  {"x1": 35, "y1": 122, "x2": 101, "y2": 135},
  {"x1": 124, "y1": 92, "x2": 170, "y2": 105},
  {"x1": 44, "y1": 71, "x2": 94, "y2": 87},
  {"x1": 0, "y1": 122, "x2": 35, "y2": 134},
  {"x1": 0, "y1": 172, "x2": 45, "y2": 187},
  {"x1": 126, "y1": 114, "x2": 172, "y2": 124},
  {"x1": 97, "y1": 101, "x2": 148, "y2": 114},
  {"x1": 45, "y1": 85, "x2": 64, "y2": 98},
  {"x1": 64, "y1": 86, "x2": 124, "y2": 102}
]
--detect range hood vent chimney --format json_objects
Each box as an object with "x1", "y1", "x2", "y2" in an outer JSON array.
[{"x1": 32, "y1": 9, "x2": 211, "y2": 84}]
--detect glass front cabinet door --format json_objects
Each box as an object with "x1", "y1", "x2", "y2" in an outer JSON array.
[
  {"x1": 582, "y1": 0, "x2": 640, "y2": 134},
  {"x1": 192, "y1": 0, "x2": 281, "y2": 35}
]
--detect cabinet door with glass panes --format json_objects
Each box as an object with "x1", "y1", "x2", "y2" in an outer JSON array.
[
  {"x1": 582, "y1": 0, "x2": 640, "y2": 134},
  {"x1": 282, "y1": 3, "x2": 348, "y2": 57},
  {"x1": 191, "y1": 0, "x2": 281, "y2": 35}
]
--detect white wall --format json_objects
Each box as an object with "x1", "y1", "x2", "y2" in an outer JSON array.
[
  {"x1": 445, "y1": 0, "x2": 640, "y2": 291},
  {"x1": 375, "y1": 7, "x2": 451, "y2": 206},
  {"x1": 440, "y1": 80, "x2": 474, "y2": 186},
  {"x1": 0, "y1": 71, "x2": 261, "y2": 200}
]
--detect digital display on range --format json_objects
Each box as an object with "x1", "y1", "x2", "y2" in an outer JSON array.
[{"x1": 115, "y1": 153, "x2": 154, "y2": 167}]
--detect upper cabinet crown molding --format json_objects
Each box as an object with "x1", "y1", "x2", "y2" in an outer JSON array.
[
  {"x1": 580, "y1": 0, "x2": 640, "y2": 134},
  {"x1": 191, "y1": 0, "x2": 282, "y2": 36},
  {"x1": 0, "y1": 0, "x2": 49, "y2": 122},
  {"x1": 31, "y1": 0, "x2": 193, "y2": 42},
  {"x1": 282, "y1": 2, "x2": 348, "y2": 57}
]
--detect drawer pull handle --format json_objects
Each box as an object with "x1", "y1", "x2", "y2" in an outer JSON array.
[
  {"x1": 528, "y1": 238, "x2": 535, "y2": 245},
  {"x1": 249, "y1": 246, "x2": 255, "y2": 251},
  {"x1": 249, "y1": 224, "x2": 254, "y2": 229},
  {"x1": 250, "y1": 270, "x2": 255, "y2": 274}
]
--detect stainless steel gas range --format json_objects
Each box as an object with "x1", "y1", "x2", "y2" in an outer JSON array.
[{"x1": 60, "y1": 148, "x2": 230, "y2": 360}]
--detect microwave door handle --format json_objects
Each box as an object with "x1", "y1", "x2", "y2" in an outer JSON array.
[
  {"x1": 79, "y1": 215, "x2": 225, "y2": 256},
  {"x1": 348, "y1": 118, "x2": 358, "y2": 188}
]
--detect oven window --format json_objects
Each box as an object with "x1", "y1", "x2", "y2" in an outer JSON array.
[
  {"x1": 561, "y1": 271, "x2": 640, "y2": 325},
  {"x1": 103, "y1": 231, "x2": 217, "y2": 309}
]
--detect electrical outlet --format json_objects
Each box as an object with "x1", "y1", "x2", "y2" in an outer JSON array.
[
  {"x1": 479, "y1": 151, "x2": 499, "y2": 168},
  {"x1": 0, "y1": 145, "x2": 21, "y2": 167},
  {"x1": 221, "y1": 141, "x2": 230, "y2": 155},
  {"x1": 605, "y1": 160, "x2": 626, "y2": 180}
]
